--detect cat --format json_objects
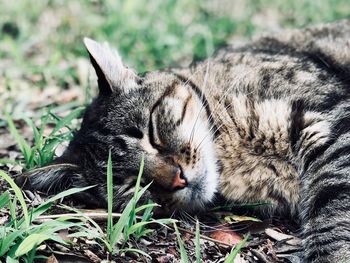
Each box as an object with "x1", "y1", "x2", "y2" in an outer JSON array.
[{"x1": 17, "y1": 20, "x2": 350, "y2": 262}]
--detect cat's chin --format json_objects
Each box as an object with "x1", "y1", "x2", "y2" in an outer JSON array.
[
  {"x1": 162, "y1": 163, "x2": 219, "y2": 215},
  {"x1": 173, "y1": 142, "x2": 220, "y2": 213}
]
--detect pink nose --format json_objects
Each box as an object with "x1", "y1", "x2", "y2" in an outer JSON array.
[{"x1": 172, "y1": 169, "x2": 187, "y2": 190}]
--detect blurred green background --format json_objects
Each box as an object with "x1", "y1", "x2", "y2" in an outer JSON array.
[{"x1": 0, "y1": 0, "x2": 349, "y2": 115}]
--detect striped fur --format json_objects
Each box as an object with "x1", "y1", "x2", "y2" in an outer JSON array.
[{"x1": 18, "y1": 20, "x2": 350, "y2": 262}]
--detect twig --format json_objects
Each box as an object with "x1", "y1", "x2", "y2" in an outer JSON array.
[
  {"x1": 36, "y1": 212, "x2": 142, "y2": 222},
  {"x1": 35, "y1": 211, "x2": 234, "y2": 248},
  {"x1": 166, "y1": 225, "x2": 232, "y2": 248}
]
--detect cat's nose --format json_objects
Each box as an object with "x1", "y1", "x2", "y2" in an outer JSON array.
[{"x1": 172, "y1": 167, "x2": 187, "y2": 190}]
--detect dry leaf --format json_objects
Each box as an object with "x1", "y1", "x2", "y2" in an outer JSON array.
[
  {"x1": 233, "y1": 254, "x2": 249, "y2": 263},
  {"x1": 224, "y1": 215, "x2": 262, "y2": 223},
  {"x1": 156, "y1": 254, "x2": 175, "y2": 263},
  {"x1": 46, "y1": 254, "x2": 58, "y2": 263},
  {"x1": 84, "y1": 249, "x2": 101, "y2": 263},
  {"x1": 265, "y1": 228, "x2": 301, "y2": 246},
  {"x1": 210, "y1": 228, "x2": 242, "y2": 245},
  {"x1": 57, "y1": 229, "x2": 71, "y2": 242}
]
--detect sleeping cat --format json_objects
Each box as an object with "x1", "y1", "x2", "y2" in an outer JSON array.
[{"x1": 18, "y1": 20, "x2": 350, "y2": 262}]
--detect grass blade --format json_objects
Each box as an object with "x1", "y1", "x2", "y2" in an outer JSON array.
[
  {"x1": 135, "y1": 202, "x2": 156, "y2": 238},
  {"x1": 128, "y1": 154, "x2": 145, "y2": 229},
  {"x1": 58, "y1": 204, "x2": 105, "y2": 236},
  {"x1": 195, "y1": 219, "x2": 201, "y2": 263},
  {"x1": 6, "y1": 256, "x2": 19, "y2": 263},
  {"x1": 110, "y1": 199, "x2": 133, "y2": 247},
  {"x1": 21, "y1": 186, "x2": 95, "y2": 224},
  {"x1": 0, "y1": 170, "x2": 29, "y2": 229},
  {"x1": 49, "y1": 106, "x2": 85, "y2": 136},
  {"x1": 173, "y1": 223, "x2": 189, "y2": 263},
  {"x1": 15, "y1": 233, "x2": 64, "y2": 257},
  {"x1": 224, "y1": 234, "x2": 249, "y2": 263},
  {"x1": 42, "y1": 186, "x2": 95, "y2": 205},
  {"x1": 0, "y1": 191, "x2": 10, "y2": 208},
  {"x1": 0, "y1": 229, "x2": 26, "y2": 257},
  {"x1": 23, "y1": 117, "x2": 42, "y2": 148},
  {"x1": 9, "y1": 197, "x2": 17, "y2": 229},
  {"x1": 134, "y1": 202, "x2": 159, "y2": 214},
  {"x1": 107, "y1": 150, "x2": 113, "y2": 242},
  {"x1": 16, "y1": 221, "x2": 83, "y2": 257},
  {"x1": 127, "y1": 221, "x2": 155, "y2": 236},
  {"x1": 133, "y1": 154, "x2": 145, "y2": 199},
  {"x1": 134, "y1": 182, "x2": 152, "y2": 203},
  {"x1": 128, "y1": 218, "x2": 175, "y2": 237},
  {"x1": 4, "y1": 112, "x2": 32, "y2": 165}
]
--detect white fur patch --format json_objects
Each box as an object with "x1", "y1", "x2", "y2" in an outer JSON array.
[{"x1": 171, "y1": 85, "x2": 219, "y2": 209}]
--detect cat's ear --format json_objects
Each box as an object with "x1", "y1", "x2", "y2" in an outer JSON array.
[{"x1": 83, "y1": 37, "x2": 137, "y2": 95}]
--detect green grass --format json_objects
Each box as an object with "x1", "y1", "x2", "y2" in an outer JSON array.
[
  {"x1": 224, "y1": 235, "x2": 249, "y2": 263},
  {"x1": 174, "y1": 219, "x2": 249, "y2": 262},
  {"x1": 174, "y1": 222, "x2": 190, "y2": 263},
  {"x1": 195, "y1": 219, "x2": 201, "y2": 263},
  {"x1": 66, "y1": 153, "x2": 174, "y2": 259},
  {"x1": 1, "y1": 119, "x2": 175, "y2": 261},
  {"x1": 1, "y1": 1, "x2": 349, "y2": 261},
  {"x1": 0, "y1": 0, "x2": 349, "y2": 100},
  {"x1": 0, "y1": 153, "x2": 175, "y2": 262},
  {"x1": 3, "y1": 107, "x2": 84, "y2": 170},
  {"x1": 2, "y1": 66, "x2": 176, "y2": 260},
  {"x1": 0, "y1": 170, "x2": 94, "y2": 262}
]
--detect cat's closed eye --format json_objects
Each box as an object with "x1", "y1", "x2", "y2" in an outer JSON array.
[{"x1": 124, "y1": 126, "x2": 144, "y2": 139}]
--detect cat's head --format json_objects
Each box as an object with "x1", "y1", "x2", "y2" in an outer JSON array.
[{"x1": 21, "y1": 38, "x2": 219, "y2": 214}]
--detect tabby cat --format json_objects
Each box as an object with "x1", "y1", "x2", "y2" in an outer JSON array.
[{"x1": 19, "y1": 20, "x2": 350, "y2": 262}]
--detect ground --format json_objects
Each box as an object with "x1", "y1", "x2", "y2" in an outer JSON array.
[{"x1": 0, "y1": 1, "x2": 349, "y2": 262}]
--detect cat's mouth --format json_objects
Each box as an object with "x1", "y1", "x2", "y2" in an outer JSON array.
[
  {"x1": 185, "y1": 169, "x2": 210, "y2": 195},
  {"x1": 171, "y1": 166, "x2": 188, "y2": 191},
  {"x1": 151, "y1": 167, "x2": 218, "y2": 215}
]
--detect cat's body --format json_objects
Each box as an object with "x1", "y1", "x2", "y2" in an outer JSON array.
[{"x1": 20, "y1": 20, "x2": 350, "y2": 262}]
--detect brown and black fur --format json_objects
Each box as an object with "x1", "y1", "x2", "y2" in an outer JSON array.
[{"x1": 18, "y1": 20, "x2": 350, "y2": 262}]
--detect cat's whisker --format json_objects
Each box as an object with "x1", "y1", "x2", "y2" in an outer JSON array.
[
  {"x1": 191, "y1": 85, "x2": 234, "y2": 148},
  {"x1": 181, "y1": 211, "x2": 199, "y2": 223},
  {"x1": 180, "y1": 211, "x2": 252, "y2": 233},
  {"x1": 180, "y1": 211, "x2": 216, "y2": 229},
  {"x1": 189, "y1": 73, "x2": 234, "y2": 148},
  {"x1": 195, "y1": 122, "x2": 226, "y2": 152},
  {"x1": 195, "y1": 103, "x2": 233, "y2": 151},
  {"x1": 182, "y1": 66, "x2": 203, "y2": 87},
  {"x1": 189, "y1": 63, "x2": 238, "y2": 150},
  {"x1": 203, "y1": 85, "x2": 234, "y2": 126},
  {"x1": 178, "y1": 211, "x2": 189, "y2": 224},
  {"x1": 203, "y1": 96, "x2": 235, "y2": 132},
  {"x1": 189, "y1": 59, "x2": 212, "y2": 144},
  {"x1": 179, "y1": 211, "x2": 197, "y2": 225}
]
